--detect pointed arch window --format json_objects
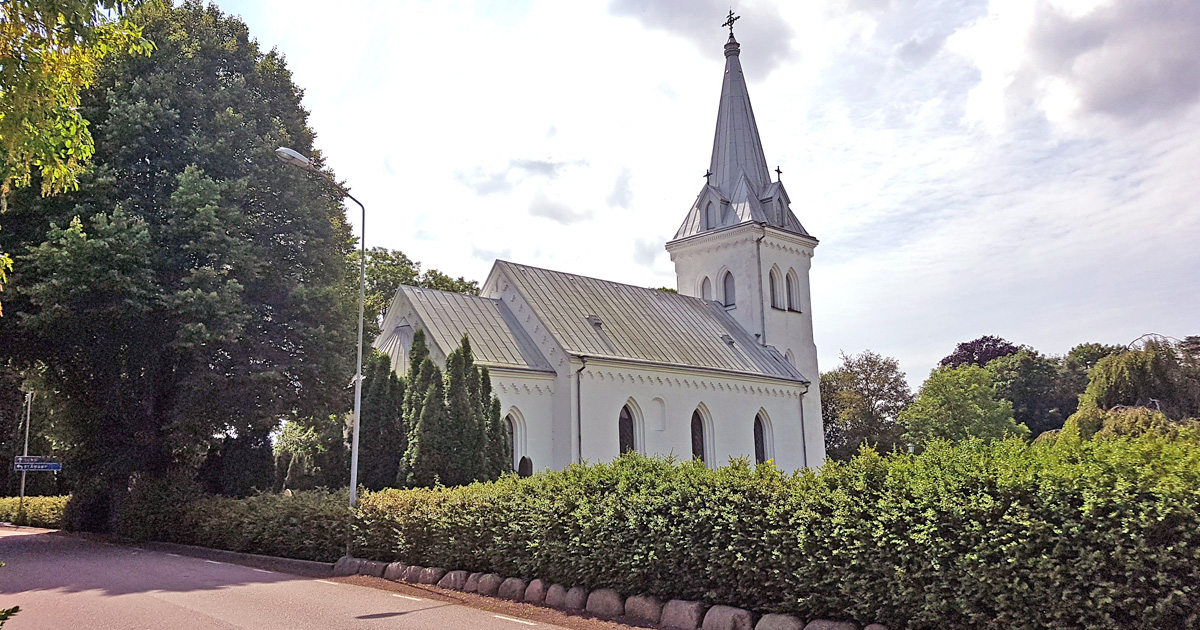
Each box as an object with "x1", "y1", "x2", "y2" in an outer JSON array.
[
  {"x1": 776, "y1": 199, "x2": 785, "y2": 225},
  {"x1": 748, "y1": 412, "x2": 768, "y2": 460},
  {"x1": 618, "y1": 405, "x2": 636, "y2": 455},
  {"x1": 701, "y1": 277, "x2": 712, "y2": 301},
  {"x1": 786, "y1": 270, "x2": 799, "y2": 312},
  {"x1": 723, "y1": 272, "x2": 736, "y2": 307},
  {"x1": 691, "y1": 410, "x2": 706, "y2": 464},
  {"x1": 705, "y1": 202, "x2": 718, "y2": 230},
  {"x1": 769, "y1": 272, "x2": 779, "y2": 308}
]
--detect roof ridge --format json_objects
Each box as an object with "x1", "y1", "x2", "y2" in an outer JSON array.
[{"x1": 497, "y1": 260, "x2": 703, "y2": 302}]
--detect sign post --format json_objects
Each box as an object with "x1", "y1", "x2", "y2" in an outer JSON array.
[{"x1": 13, "y1": 394, "x2": 62, "y2": 523}]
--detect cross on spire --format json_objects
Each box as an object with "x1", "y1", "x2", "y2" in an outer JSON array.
[
  {"x1": 722, "y1": 9, "x2": 740, "y2": 34},
  {"x1": 775, "y1": 165, "x2": 782, "y2": 181}
]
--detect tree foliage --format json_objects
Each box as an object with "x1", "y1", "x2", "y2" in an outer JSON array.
[
  {"x1": 985, "y1": 349, "x2": 1071, "y2": 437},
  {"x1": 820, "y1": 350, "x2": 913, "y2": 460},
  {"x1": 356, "y1": 351, "x2": 405, "y2": 490},
  {"x1": 0, "y1": 2, "x2": 357, "y2": 520},
  {"x1": 1074, "y1": 336, "x2": 1200, "y2": 421},
  {"x1": 0, "y1": 0, "x2": 154, "y2": 314},
  {"x1": 399, "y1": 331, "x2": 510, "y2": 487},
  {"x1": 900, "y1": 364, "x2": 1028, "y2": 448},
  {"x1": 939, "y1": 335, "x2": 1021, "y2": 368}
]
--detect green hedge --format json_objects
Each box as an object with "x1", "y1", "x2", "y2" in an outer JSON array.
[
  {"x1": 103, "y1": 431, "x2": 1200, "y2": 629},
  {"x1": 0, "y1": 496, "x2": 68, "y2": 528},
  {"x1": 354, "y1": 434, "x2": 1200, "y2": 630}
]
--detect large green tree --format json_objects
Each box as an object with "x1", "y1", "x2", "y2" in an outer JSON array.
[
  {"x1": 1075, "y1": 336, "x2": 1200, "y2": 421},
  {"x1": 820, "y1": 350, "x2": 913, "y2": 460},
  {"x1": 985, "y1": 349, "x2": 1069, "y2": 437},
  {"x1": 0, "y1": 0, "x2": 153, "y2": 314},
  {"x1": 0, "y1": 2, "x2": 356, "y2": 522},
  {"x1": 900, "y1": 364, "x2": 1027, "y2": 448}
]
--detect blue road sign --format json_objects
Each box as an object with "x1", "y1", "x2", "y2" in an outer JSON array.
[{"x1": 14, "y1": 456, "x2": 61, "y2": 472}]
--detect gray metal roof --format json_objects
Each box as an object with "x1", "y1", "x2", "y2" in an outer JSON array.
[
  {"x1": 382, "y1": 286, "x2": 554, "y2": 374},
  {"x1": 673, "y1": 33, "x2": 812, "y2": 242},
  {"x1": 495, "y1": 261, "x2": 807, "y2": 383}
]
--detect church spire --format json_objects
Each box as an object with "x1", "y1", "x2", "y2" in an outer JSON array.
[{"x1": 708, "y1": 29, "x2": 772, "y2": 196}]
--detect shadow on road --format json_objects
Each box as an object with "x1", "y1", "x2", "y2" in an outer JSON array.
[{"x1": 0, "y1": 527, "x2": 309, "y2": 598}]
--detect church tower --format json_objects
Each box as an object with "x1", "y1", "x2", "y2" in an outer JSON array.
[{"x1": 665, "y1": 28, "x2": 822, "y2": 425}]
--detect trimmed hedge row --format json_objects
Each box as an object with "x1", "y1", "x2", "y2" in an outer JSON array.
[
  {"x1": 102, "y1": 431, "x2": 1199, "y2": 629},
  {"x1": 0, "y1": 496, "x2": 68, "y2": 528},
  {"x1": 353, "y1": 434, "x2": 1200, "y2": 630}
]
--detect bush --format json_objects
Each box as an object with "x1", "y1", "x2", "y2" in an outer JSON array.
[
  {"x1": 111, "y1": 483, "x2": 351, "y2": 562},
  {"x1": 354, "y1": 439, "x2": 1200, "y2": 630},
  {"x1": 0, "y1": 495, "x2": 68, "y2": 528}
]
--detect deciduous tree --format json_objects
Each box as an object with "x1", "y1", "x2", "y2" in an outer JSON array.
[
  {"x1": 900, "y1": 365, "x2": 1027, "y2": 448},
  {"x1": 939, "y1": 335, "x2": 1021, "y2": 369},
  {"x1": 0, "y1": 2, "x2": 356, "y2": 521},
  {"x1": 820, "y1": 350, "x2": 913, "y2": 460}
]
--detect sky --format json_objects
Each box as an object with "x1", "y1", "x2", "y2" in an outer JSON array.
[{"x1": 213, "y1": 0, "x2": 1200, "y2": 387}]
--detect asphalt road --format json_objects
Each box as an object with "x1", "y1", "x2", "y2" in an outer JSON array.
[{"x1": 0, "y1": 527, "x2": 612, "y2": 630}]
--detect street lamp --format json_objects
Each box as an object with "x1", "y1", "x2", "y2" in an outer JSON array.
[{"x1": 275, "y1": 146, "x2": 367, "y2": 509}]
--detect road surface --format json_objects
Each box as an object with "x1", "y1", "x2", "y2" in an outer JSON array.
[{"x1": 0, "y1": 527, "x2": 629, "y2": 630}]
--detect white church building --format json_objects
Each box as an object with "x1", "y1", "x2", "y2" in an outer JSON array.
[{"x1": 375, "y1": 31, "x2": 825, "y2": 473}]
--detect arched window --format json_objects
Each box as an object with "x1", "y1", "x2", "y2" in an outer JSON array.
[
  {"x1": 769, "y1": 272, "x2": 779, "y2": 308},
  {"x1": 504, "y1": 414, "x2": 517, "y2": 468},
  {"x1": 776, "y1": 199, "x2": 785, "y2": 225},
  {"x1": 705, "y1": 202, "x2": 718, "y2": 230},
  {"x1": 754, "y1": 414, "x2": 768, "y2": 464},
  {"x1": 618, "y1": 405, "x2": 636, "y2": 455},
  {"x1": 722, "y1": 272, "x2": 736, "y2": 307},
  {"x1": 691, "y1": 410, "x2": 706, "y2": 463},
  {"x1": 517, "y1": 456, "x2": 533, "y2": 477},
  {"x1": 701, "y1": 277, "x2": 712, "y2": 301},
  {"x1": 784, "y1": 349, "x2": 795, "y2": 366},
  {"x1": 786, "y1": 270, "x2": 799, "y2": 312}
]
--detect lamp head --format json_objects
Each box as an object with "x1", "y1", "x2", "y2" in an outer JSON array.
[{"x1": 275, "y1": 146, "x2": 312, "y2": 169}]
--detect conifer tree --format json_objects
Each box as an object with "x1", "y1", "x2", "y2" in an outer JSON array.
[
  {"x1": 402, "y1": 370, "x2": 447, "y2": 487},
  {"x1": 357, "y1": 352, "x2": 405, "y2": 490},
  {"x1": 484, "y1": 383, "x2": 511, "y2": 478}
]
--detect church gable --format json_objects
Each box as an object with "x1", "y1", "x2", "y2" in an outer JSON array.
[{"x1": 374, "y1": 285, "x2": 554, "y2": 375}]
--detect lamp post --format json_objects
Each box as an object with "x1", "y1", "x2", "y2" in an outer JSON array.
[{"x1": 276, "y1": 146, "x2": 367, "y2": 509}]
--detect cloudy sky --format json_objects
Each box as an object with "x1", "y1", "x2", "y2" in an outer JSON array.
[{"x1": 214, "y1": 0, "x2": 1200, "y2": 385}]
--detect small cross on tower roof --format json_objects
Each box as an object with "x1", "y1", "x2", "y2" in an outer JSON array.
[
  {"x1": 723, "y1": 9, "x2": 740, "y2": 34},
  {"x1": 775, "y1": 165, "x2": 782, "y2": 181}
]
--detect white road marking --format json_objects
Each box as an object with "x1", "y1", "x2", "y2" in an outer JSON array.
[
  {"x1": 204, "y1": 560, "x2": 224, "y2": 565},
  {"x1": 252, "y1": 568, "x2": 274, "y2": 574},
  {"x1": 165, "y1": 553, "x2": 181, "y2": 558},
  {"x1": 492, "y1": 614, "x2": 537, "y2": 626},
  {"x1": 316, "y1": 580, "x2": 340, "y2": 585},
  {"x1": 392, "y1": 594, "x2": 423, "y2": 601}
]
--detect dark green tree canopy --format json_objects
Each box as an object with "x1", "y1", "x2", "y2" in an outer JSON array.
[
  {"x1": 0, "y1": 1, "x2": 357, "y2": 509},
  {"x1": 359, "y1": 247, "x2": 479, "y2": 338}
]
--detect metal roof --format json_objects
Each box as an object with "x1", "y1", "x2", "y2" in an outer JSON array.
[
  {"x1": 495, "y1": 261, "x2": 807, "y2": 383},
  {"x1": 379, "y1": 286, "x2": 554, "y2": 374}
]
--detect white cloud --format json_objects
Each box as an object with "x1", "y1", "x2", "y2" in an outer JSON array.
[{"x1": 214, "y1": 0, "x2": 1200, "y2": 385}]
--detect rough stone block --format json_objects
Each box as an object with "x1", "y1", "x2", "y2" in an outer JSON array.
[
  {"x1": 524, "y1": 579, "x2": 548, "y2": 604},
  {"x1": 585, "y1": 588, "x2": 624, "y2": 618},
  {"x1": 465, "y1": 572, "x2": 484, "y2": 593},
  {"x1": 419, "y1": 567, "x2": 447, "y2": 584},
  {"x1": 564, "y1": 586, "x2": 588, "y2": 610},
  {"x1": 625, "y1": 594, "x2": 664, "y2": 624},
  {"x1": 803, "y1": 621, "x2": 858, "y2": 630},
  {"x1": 478, "y1": 573, "x2": 504, "y2": 597},
  {"x1": 438, "y1": 570, "x2": 469, "y2": 590},
  {"x1": 383, "y1": 562, "x2": 407, "y2": 581},
  {"x1": 499, "y1": 577, "x2": 528, "y2": 601},
  {"x1": 703, "y1": 605, "x2": 754, "y2": 630},
  {"x1": 756, "y1": 614, "x2": 805, "y2": 630},
  {"x1": 662, "y1": 599, "x2": 707, "y2": 630},
  {"x1": 358, "y1": 560, "x2": 388, "y2": 578},
  {"x1": 402, "y1": 565, "x2": 424, "y2": 583},
  {"x1": 332, "y1": 556, "x2": 361, "y2": 577},
  {"x1": 862, "y1": 625, "x2": 888, "y2": 630},
  {"x1": 545, "y1": 584, "x2": 568, "y2": 608}
]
